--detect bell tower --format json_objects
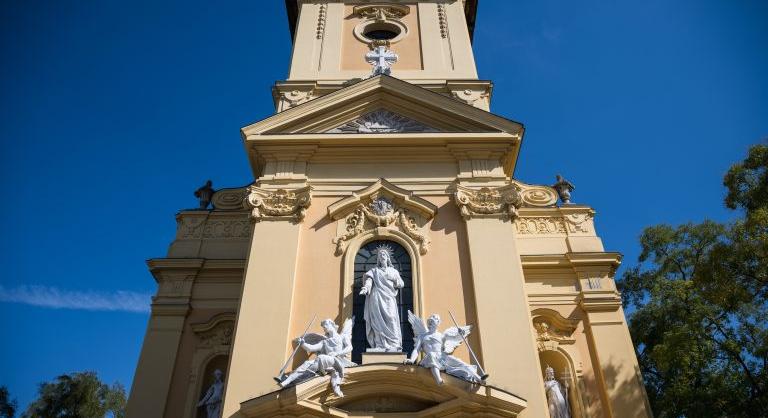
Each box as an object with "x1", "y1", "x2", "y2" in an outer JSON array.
[
  {"x1": 275, "y1": 1, "x2": 492, "y2": 112},
  {"x1": 127, "y1": 2, "x2": 655, "y2": 418}
]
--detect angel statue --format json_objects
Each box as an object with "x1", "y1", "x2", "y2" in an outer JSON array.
[
  {"x1": 276, "y1": 318, "x2": 356, "y2": 397},
  {"x1": 544, "y1": 365, "x2": 571, "y2": 418},
  {"x1": 404, "y1": 311, "x2": 485, "y2": 385}
]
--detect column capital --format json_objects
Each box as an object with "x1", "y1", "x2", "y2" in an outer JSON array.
[
  {"x1": 453, "y1": 183, "x2": 522, "y2": 221},
  {"x1": 245, "y1": 185, "x2": 312, "y2": 222}
]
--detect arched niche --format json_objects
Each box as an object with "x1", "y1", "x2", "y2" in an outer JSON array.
[
  {"x1": 539, "y1": 349, "x2": 584, "y2": 418},
  {"x1": 340, "y1": 228, "x2": 424, "y2": 358},
  {"x1": 194, "y1": 354, "x2": 228, "y2": 418},
  {"x1": 185, "y1": 313, "x2": 234, "y2": 418},
  {"x1": 350, "y1": 239, "x2": 414, "y2": 363},
  {"x1": 532, "y1": 308, "x2": 586, "y2": 418}
]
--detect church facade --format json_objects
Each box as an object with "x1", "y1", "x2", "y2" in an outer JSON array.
[{"x1": 126, "y1": 1, "x2": 653, "y2": 417}]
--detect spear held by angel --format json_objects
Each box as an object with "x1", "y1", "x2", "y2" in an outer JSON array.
[{"x1": 275, "y1": 317, "x2": 356, "y2": 397}]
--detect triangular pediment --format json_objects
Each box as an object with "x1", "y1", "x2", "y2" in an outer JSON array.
[{"x1": 242, "y1": 75, "x2": 523, "y2": 136}]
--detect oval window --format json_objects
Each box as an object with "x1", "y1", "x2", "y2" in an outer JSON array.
[{"x1": 355, "y1": 20, "x2": 407, "y2": 44}]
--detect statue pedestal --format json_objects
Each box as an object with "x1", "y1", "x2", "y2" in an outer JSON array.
[{"x1": 361, "y1": 352, "x2": 407, "y2": 365}]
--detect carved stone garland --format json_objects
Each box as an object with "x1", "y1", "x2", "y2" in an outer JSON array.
[
  {"x1": 333, "y1": 194, "x2": 430, "y2": 256},
  {"x1": 245, "y1": 185, "x2": 312, "y2": 222},
  {"x1": 454, "y1": 184, "x2": 523, "y2": 221}
]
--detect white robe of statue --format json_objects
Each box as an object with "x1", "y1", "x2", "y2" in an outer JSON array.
[
  {"x1": 359, "y1": 247, "x2": 404, "y2": 351},
  {"x1": 197, "y1": 369, "x2": 224, "y2": 418},
  {"x1": 544, "y1": 366, "x2": 571, "y2": 418}
]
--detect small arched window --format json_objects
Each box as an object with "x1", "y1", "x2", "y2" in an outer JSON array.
[{"x1": 351, "y1": 240, "x2": 414, "y2": 363}]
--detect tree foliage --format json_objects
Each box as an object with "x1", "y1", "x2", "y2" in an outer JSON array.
[
  {"x1": 0, "y1": 386, "x2": 17, "y2": 418},
  {"x1": 22, "y1": 372, "x2": 126, "y2": 418},
  {"x1": 620, "y1": 144, "x2": 768, "y2": 417}
]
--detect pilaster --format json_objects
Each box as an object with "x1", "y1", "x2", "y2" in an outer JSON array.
[
  {"x1": 455, "y1": 185, "x2": 549, "y2": 418},
  {"x1": 126, "y1": 259, "x2": 203, "y2": 418},
  {"x1": 570, "y1": 253, "x2": 654, "y2": 418},
  {"x1": 222, "y1": 185, "x2": 311, "y2": 417}
]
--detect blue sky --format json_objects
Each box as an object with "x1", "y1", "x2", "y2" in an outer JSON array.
[{"x1": 1, "y1": 0, "x2": 766, "y2": 411}]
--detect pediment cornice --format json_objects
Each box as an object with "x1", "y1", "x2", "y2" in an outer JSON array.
[
  {"x1": 328, "y1": 178, "x2": 437, "y2": 221},
  {"x1": 242, "y1": 75, "x2": 523, "y2": 136},
  {"x1": 239, "y1": 364, "x2": 527, "y2": 417}
]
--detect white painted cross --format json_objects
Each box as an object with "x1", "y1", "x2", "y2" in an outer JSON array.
[{"x1": 365, "y1": 46, "x2": 398, "y2": 77}]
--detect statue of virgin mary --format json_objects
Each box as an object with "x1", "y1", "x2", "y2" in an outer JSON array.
[{"x1": 359, "y1": 245, "x2": 404, "y2": 351}]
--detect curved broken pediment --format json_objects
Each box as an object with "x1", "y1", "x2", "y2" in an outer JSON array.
[
  {"x1": 328, "y1": 179, "x2": 437, "y2": 220},
  {"x1": 328, "y1": 179, "x2": 437, "y2": 256},
  {"x1": 239, "y1": 365, "x2": 527, "y2": 417}
]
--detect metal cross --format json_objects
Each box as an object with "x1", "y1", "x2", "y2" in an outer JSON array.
[{"x1": 365, "y1": 46, "x2": 398, "y2": 77}]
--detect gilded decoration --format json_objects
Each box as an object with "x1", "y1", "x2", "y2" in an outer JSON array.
[
  {"x1": 245, "y1": 185, "x2": 312, "y2": 222},
  {"x1": 328, "y1": 179, "x2": 437, "y2": 256},
  {"x1": 454, "y1": 184, "x2": 523, "y2": 220}
]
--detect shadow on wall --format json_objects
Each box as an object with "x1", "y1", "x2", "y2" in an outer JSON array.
[{"x1": 599, "y1": 359, "x2": 653, "y2": 418}]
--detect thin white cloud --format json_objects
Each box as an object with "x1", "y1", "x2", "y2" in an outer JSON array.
[{"x1": 0, "y1": 284, "x2": 151, "y2": 313}]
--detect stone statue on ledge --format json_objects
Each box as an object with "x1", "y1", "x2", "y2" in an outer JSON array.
[
  {"x1": 359, "y1": 244, "x2": 404, "y2": 352},
  {"x1": 194, "y1": 180, "x2": 215, "y2": 210},
  {"x1": 405, "y1": 311, "x2": 485, "y2": 385},
  {"x1": 544, "y1": 365, "x2": 571, "y2": 418},
  {"x1": 197, "y1": 369, "x2": 224, "y2": 418},
  {"x1": 276, "y1": 318, "x2": 356, "y2": 397},
  {"x1": 552, "y1": 175, "x2": 575, "y2": 205}
]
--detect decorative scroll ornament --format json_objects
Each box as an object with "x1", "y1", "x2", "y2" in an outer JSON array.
[
  {"x1": 451, "y1": 88, "x2": 489, "y2": 106},
  {"x1": 454, "y1": 184, "x2": 523, "y2": 221},
  {"x1": 510, "y1": 179, "x2": 559, "y2": 207},
  {"x1": 332, "y1": 195, "x2": 430, "y2": 256},
  {"x1": 565, "y1": 212, "x2": 592, "y2": 233},
  {"x1": 211, "y1": 186, "x2": 248, "y2": 211},
  {"x1": 245, "y1": 185, "x2": 312, "y2": 222},
  {"x1": 353, "y1": 5, "x2": 410, "y2": 21},
  {"x1": 327, "y1": 109, "x2": 438, "y2": 134},
  {"x1": 283, "y1": 89, "x2": 315, "y2": 107},
  {"x1": 531, "y1": 309, "x2": 578, "y2": 352}
]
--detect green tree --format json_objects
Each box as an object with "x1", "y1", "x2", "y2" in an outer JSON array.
[
  {"x1": 0, "y1": 386, "x2": 17, "y2": 418},
  {"x1": 22, "y1": 372, "x2": 126, "y2": 418},
  {"x1": 620, "y1": 144, "x2": 768, "y2": 417}
]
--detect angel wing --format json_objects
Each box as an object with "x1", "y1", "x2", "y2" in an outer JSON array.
[
  {"x1": 340, "y1": 316, "x2": 355, "y2": 339},
  {"x1": 407, "y1": 310, "x2": 428, "y2": 338},
  {"x1": 442, "y1": 325, "x2": 471, "y2": 354},
  {"x1": 299, "y1": 333, "x2": 326, "y2": 346}
]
